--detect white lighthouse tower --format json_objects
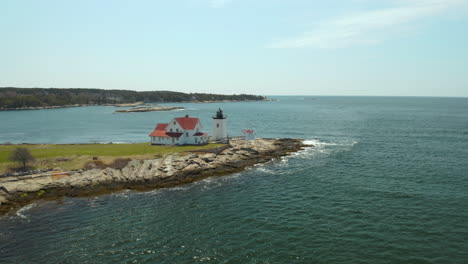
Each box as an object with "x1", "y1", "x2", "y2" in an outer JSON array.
[{"x1": 212, "y1": 108, "x2": 227, "y2": 141}]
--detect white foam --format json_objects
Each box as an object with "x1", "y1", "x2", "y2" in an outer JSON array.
[
  {"x1": 16, "y1": 203, "x2": 37, "y2": 219},
  {"x1": 254, "y1": 166, "x2": 276, "y2": 174},
  {"x1": 303, "y1": 139, "x2": 340, "y2": 147},
  {"x1": 282, "y1": 138, "x2": 358, "y2": 162},
  {"x1": 110, "y1": 189, "x2": 132, "y2": 199},
  {"x1": 197, "y1": 172, "x2": 243, "y2": 189},
  {"x1": 146, "y1": 185, "x2": 192, "y2": 196},
  {"x1": 303, "y1": 138, "x2": 357, "y2": 148},
  {"x1": 141, "y1": 173, "x2": 245, "y2": 196}
]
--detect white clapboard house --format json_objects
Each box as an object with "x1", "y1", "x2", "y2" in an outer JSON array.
[{"x1": 149, "y1": 115, "x2": 209, "y2": 145}]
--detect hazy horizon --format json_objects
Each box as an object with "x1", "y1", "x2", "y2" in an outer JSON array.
[{"x1": 1, "y1": 0, "x2": 468, "y2": 97}]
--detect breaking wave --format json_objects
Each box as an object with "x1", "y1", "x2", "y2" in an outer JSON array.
[
  {"x1": 277, "y1": 138, "x2": 358, "y2": 164},
  {"x1": 15, "y1": 203, "x2": 37, "y2": 220}
]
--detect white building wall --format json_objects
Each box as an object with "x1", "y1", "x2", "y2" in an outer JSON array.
[
  {"x1": 212, "y1": 119, "x2": 227, "y2": 141},
  {"x1": 166, "y1": 119, "x2": 183, "y2": 133},
  {"x1": 184, "y1": 130, "x2": 194, "y2": 144},
  {"x1": 186, "y1": 135, "x2": 208, "y2": 145},
  {"x1": 151, "y1": 136, "x2": 181, "y2": 145},
  {"x1": 150, "y1": 118, "x2": 208, "y2": 145}
]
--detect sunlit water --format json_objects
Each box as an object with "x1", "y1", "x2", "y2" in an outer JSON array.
[{"x1": 1, "y1": 96, "x2": 467, "y2": 263}]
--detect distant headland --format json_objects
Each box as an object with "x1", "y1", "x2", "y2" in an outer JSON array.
[{"x1": 0, "y1": 87, "x2": 270, "y2": 111}]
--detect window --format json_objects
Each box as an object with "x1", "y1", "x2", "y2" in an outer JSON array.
[
  {"x1": 170, "y1": 128, "x2": 173, "y2": 132},
  {"x1": 172, "y1": 138, "x2": 175, "y2": 143},
  {"x1": 195, "y1": 138, "x2": 197, "y2": 143},
  {"x1": 217, "y1": 124, "x2": 219, "y2": 128},
  {"x1": 173, "y1": 121, "x2": 176, "y2": 125},
  {"x1": 186, "y1": 132, "x2": 189, "y2": 137},
  {"x1": 176, "y1": 128, "x2": 179, "y2": 132}
]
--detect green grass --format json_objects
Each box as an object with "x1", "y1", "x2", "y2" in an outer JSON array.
[
  {"x1": 0, "y1": 143, "x2": 223, "y2": 173},
  {"x1": 0, "y1": 143, "x2": 222, "y2": 163}
]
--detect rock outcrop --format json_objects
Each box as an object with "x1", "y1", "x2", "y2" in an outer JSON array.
[{"x1": 0, "y1": 138, "x2": 305, "y2": 215}]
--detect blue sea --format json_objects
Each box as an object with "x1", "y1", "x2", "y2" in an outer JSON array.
[{"x1": 0, "y1": 96, "x2": 467, "y2": 263}]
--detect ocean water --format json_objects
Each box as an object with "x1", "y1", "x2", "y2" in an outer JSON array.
[{"x1": 0, "y1": 96, "x2": 467, "y2": 263}]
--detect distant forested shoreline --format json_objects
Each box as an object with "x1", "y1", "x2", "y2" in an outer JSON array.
[{"x1": 0, "y1": 87, "x2": 267, "y2": 109}]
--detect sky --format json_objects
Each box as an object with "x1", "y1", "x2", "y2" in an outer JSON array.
[{"x1": 1, "y1": 0, "x2": 468, "y2": 97}]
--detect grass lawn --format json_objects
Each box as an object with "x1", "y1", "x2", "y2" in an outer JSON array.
[{"x1": 0, "y1": 143, "x2": 223, "y2": 173}]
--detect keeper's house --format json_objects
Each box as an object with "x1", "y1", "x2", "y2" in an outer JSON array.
[{"x1": 149, "y1": 115, "x2": 209, "y2": 145}]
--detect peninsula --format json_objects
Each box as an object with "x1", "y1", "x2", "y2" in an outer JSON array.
[
  {"x1": 0, "y1": 87, "x2": 268, "y2": 110},
  {"x1": 0, "y1": 138, "x2": 307, "y2": 215}
]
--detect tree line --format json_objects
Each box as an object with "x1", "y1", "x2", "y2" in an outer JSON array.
[{"x1": 0, "y1": 88, "x2": 266, "y2": 109}]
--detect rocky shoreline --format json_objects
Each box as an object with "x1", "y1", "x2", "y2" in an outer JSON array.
[
  {"x1": 0, "y1": 138, "x2": 307, "y2": 215},
  {"x1": 0, "y1": 103, "x2": 141, "y2": 111},
  {"x1": 114, "y1": 106, "x2": 185, "y2": 113},
  {"x1": 0, "y1": 99, "x2": 273, "y2": 111},
  {"x1": 190, "y1": 98, "x2": 276, "y2": 103}
]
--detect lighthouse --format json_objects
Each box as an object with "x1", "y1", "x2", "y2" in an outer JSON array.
[{"x1": 212, "y1": 108, "x2": 227, "y2": 141}]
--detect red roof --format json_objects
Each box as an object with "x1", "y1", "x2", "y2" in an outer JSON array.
[
  {"x1": 149, "y1": 129, "x2": 165, "y2": 137},
  {"x1": 149, "y1": 116, "x2": 202, "y2": 138},
  {"x1": 149, "y1": 123, "x2": 183, "y2": 137},
  {"x1": 175, "y1": 115, "x2": 199, "y2": 130},
  {"x1": 149, "y1": 123, "x2": 167, "y2": 137},
  {"x1": 155, "y1": 123, "x2": 168, "y2": 130},
  {"x1": 149, "y1": 129, "x2": 183, "y2": 138}
]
